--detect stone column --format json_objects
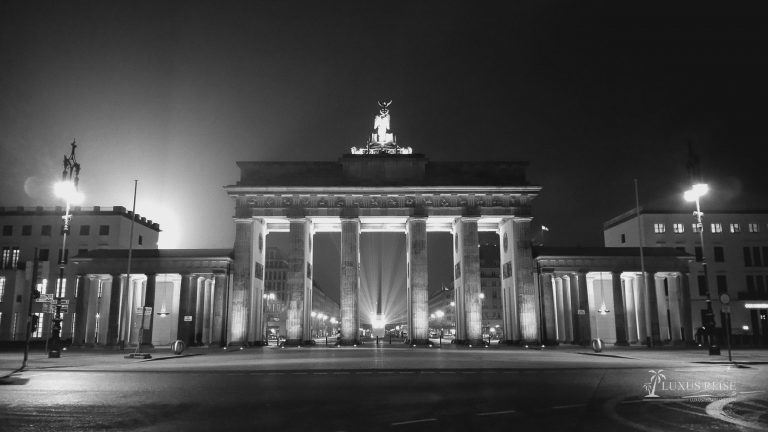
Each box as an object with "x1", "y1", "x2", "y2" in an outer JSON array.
[
  {"x1": 177, "y1": 274, "x2": 198, "y2": 346},
  {"x1": 118, "y1": 274, "x2": 134, "y2": 346},
  {"x1": 656, "y1": 275, "x2": 670, "y2": 342},
  {"x1": 679, "y1": 272, "x2": 693, "y2": 343},
  {"x1": 106, "y1": 274, "x2": 122, "y2": 346},
  {"x1": 211, "y1": 273, "x2": 229, "y2": 346},
  {"x1": 498, "y1": 218, "x2": 520, "y2": 343},
  {"x1": 612, "y1": 271, "x2": 628, "y2": 345},
  {"x1": 575, "y1": 271, "x2": 591, "y2": 345},
  {"x1": 539, "y1": 272, "x2": 557, "y2": 344},
  {"x1": 624, "y1": 277, "x2": 638, "y2": 344},
  {"x1": 513, "y1": 219, "x2": 538, "y2": 343},
  {"x1": 568, "y1": 274, "x2": 581, "y2": 344},
  {"x1": 555, "y1": 276, "x2": 566, "y2": 342},
  {"x1": 229, "y1": 219, "x2": 261, "y2": 346},
  {"x1": 633, "y1": 274, "x2": 647, "y2": 343},
  {"x1": 340, "y1": 217, "x2": 361, "y2": 344},
  {"x1": 668, "y1": 274, "x2": 683, "y2": 344},
  {"x1": 453, "y1": 217, "x2": 482, "y2": 345},
  {"x1": 194, "y1": 276, "x2": 205, "y2": 345},
  {"x1": 562, "y1": 276, "x2": 574, "y2": 343},
  {"x1": 202, "y1": 277, "x2": 213, "y2": 345},
  {"x1": 644, "y1": 272, "x2": 662, "y2": 346},
  {"x1": 285, "y1": 218, "x2": 313, "y2": 345},
  {"x1": 139, "y1": 274, "x2": 156, "y2": 348},
  {"x1": 249, "y1": 220, "x2": 267, "y2": 345},
  {"x1": 73, "y1": 274, "x2": 88, "y2": 346},
  {"x1": 406, "y1": 217, "x2": 429, "y2": 344}
]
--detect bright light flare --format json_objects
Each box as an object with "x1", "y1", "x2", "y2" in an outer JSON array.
[
  {"x1": 683, "y1": 183, "x2": 708, "y2": 202},
  {"x1": 53, "y1": 181, "x2": 84, "y2": 204}
]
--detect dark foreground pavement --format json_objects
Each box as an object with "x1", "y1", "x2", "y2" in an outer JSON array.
[{"x1": 1, "y1": 344, "x2": 767, "y2": 431}]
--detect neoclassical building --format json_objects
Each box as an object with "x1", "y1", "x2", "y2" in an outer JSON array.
[{"x1": 1, "y1": 106, "x2": 701, "y2": 349}]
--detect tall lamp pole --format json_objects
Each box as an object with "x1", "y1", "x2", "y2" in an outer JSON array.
[
  {"x1": 51, "y1": 140, "x2": 83, "y2": 358},
  {"x1": 684, "y1": 183, "x2": 718, "y2": 354}
]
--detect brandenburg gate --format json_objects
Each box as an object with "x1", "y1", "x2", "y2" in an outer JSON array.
[{"x1": 224, "y1": 103, "x2": 542, "y2": 346}]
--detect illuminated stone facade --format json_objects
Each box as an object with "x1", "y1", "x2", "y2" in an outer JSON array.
[{"x1": 225, "y1": 152, "x2": 541, "y2": 345}]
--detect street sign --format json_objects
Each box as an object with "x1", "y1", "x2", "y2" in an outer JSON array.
[
  {"x1": 59, "y1": 305, "x2": 69, "y2": 313},
  {"x1": 135, "y1": 306, "x2": 153, "y2": 315},
  {"x1": 184, "y1": 315, "x2": 193, "y2": 322},
  {"x1": 56, "y1": 299, "x2": 70, "y2": 305},
  {"x1": 719, "y1": 293, "x2": 731, "y2": 305},
  {"x1": 37, "y1": 293, "x2": 53, "y2": 303},
  {"x1": 577, "y1": 309, "x2": 586, "y2": 315},
  {"x1": 42, "y1": 304, "x2": 54, "y2": 313},
  {"x1": 722, "y1": 305, "x2": 731, "y2": 313}
]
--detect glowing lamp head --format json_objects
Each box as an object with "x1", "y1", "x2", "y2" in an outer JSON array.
[
  {"x1": 54, "y1": 180, "x2": 84, "y2": 204},
  {"x1": 435, "y1": 310, "x2": 444, "y2": 318},
  {"x1": 684, "y1": 183, "x2": 708, "y2": 202},
  {"x1": 311, "y1": 311, "x2": 317, "y2": 318}
]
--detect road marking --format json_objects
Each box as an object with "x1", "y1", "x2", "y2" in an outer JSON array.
[
  {"x1": 477, "y1": 410, "x2": 516, "y2": 416},
  {"x1": 551, "y1": 404, "x2": 586, "y2": 410},
  {"x1": 314, "y1": 372, "x2": 328, "y2": 374},
  {"x1": 391, "y1": 418, "x2": 437, "y2": 426}
]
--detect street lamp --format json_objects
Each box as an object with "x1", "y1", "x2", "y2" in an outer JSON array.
[
  {"x1": 51, "y1": 141, "x2": 82, "y2": 358},
  {"x1": 684, "y1": 183, "x2": 718, "y2": 354}
]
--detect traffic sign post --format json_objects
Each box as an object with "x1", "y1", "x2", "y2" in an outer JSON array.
[{"x1": 720, "y1": 293, "x2": 733, "y2": 363}]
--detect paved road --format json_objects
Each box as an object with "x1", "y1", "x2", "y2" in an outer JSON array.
[{"x1": 1, "y1": 346, "x2": 767, "y2": 431}]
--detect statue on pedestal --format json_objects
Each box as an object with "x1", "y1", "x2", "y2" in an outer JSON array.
[{"x1": 350, "y1": 101, "x2": 413, "y2": 155}]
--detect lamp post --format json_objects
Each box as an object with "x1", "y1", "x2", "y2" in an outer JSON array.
[
  {"x1": 684, "y1": 183, "x2": 718, "y2": 354},
  {"x1": 51, "y1": 140, "x2": 83, "y2": 358}
]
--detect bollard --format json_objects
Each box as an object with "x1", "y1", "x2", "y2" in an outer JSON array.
[{"x1": 171, "y1": 339, "x2": 185, "y2": 355}]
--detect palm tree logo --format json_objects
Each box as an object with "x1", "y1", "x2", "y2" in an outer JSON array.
[{"x1": 643, "y1": 369, "x2": 666, "y2": 398}]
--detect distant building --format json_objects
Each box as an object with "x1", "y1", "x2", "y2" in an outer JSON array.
[
  {"x1": 0, "y1": 206, "x2": 160, "y2": 343},
  {"x1": 479, "y1": 241, "x2": 503, "y2": 338},
  {"x1": 263, "y1": 246, "x2": 339, "y2": 340},
  {"x1": 604, "y1": 208, "x2": 768, "y2": 345}
]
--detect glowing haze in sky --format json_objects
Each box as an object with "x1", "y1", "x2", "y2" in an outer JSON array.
[{"x1": 2, "y1": 1, "x2": 768, "y2": 252}]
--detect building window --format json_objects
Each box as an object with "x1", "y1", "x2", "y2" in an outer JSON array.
[
  {"x1": 97, "y1": 280, "x2": 103, "y2": 298},
  {"x1": 729, "y1": 223, "x2": 741, "y2": 233},
  {"x1": 716, "y1": 275, "x2": 727, "y2": 295},
  {"x1": 98, "y1": 225, "x2": 110, "y2": 236},
  {"x1": 714, "y1": 247, "x2": 724, "y2": 262},
  {"x1": 39, "y1": 249, "x2": 49, "y2": 262},
  {"x1": 697, "y1": 275, "x2": 707, "y2": 296},
  {"x1": 11, "y1": 247, "x2": 19, "y2": 268},
  {"x1": 2, "y1": 225, "x2": 12, "y2": 236},
  {"x1": 41, "y1": 225, "x2": 52, "y2": 236},
  {"x1": 620, "y1": 234, "x2": 626, "y2": 243},
  {"x1": 0, "y1": 277, "x2": 5, "y2": 302},
  {"x1": 695, "y1": 246, "x2": 703, "y2": 262},
  {"x1": 653, "y1": 223, "x2": 665, "y2": 234},
  {"x1": 56, "y1": 278, "x2": 66, "y2": 298},
  {"x1": 22, "y1": 225, "x2": 32, "y2": 236},
  {"x1": 710, "y1": 223, "x2": 723, "y2": 233},
  {"x1": 32, "y1": 313, "x2": 43, "y2": 338},
  {"x1": 758, "y1": 276, "x2": 767, "y2": 296},
  {"x1": 79, "y1": 225, "x2": 90, "y2": 235},
  {"x1": 138, "y1": 235, "x2": 143, "y2": 245},
  {"x1": 1, "y1": 247, "x2": 9, "y2": 269},
  {"x1": 748, "y1": 223, "x2": 760, "y2": 233},
  {"x1": 747, "y1": 275, "x2": 755, "y2": 295},
  {"x1": 754, "y1": 247, "x2": 763, "y2": 267},
  {"x1": 692, "y1": 223, "x2": 702, "y2": 233},
  {"x1": 673, "y1": 223, "x2": 684, "y2": 233},
  {"x1": 57, "y1": 249, "x2": 69, "y2": 265},
  {"x1": 744, "y1": 247, "x2": 753, "y2": 267}
]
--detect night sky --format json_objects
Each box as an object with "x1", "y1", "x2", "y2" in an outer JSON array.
[{"x1": 2, "y1": 1, "x2": 768, "y2": 253}]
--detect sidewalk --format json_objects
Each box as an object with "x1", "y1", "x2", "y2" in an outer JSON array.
[{"x1": 2, "y1": 343, "x2": 767, "y2": 378}]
